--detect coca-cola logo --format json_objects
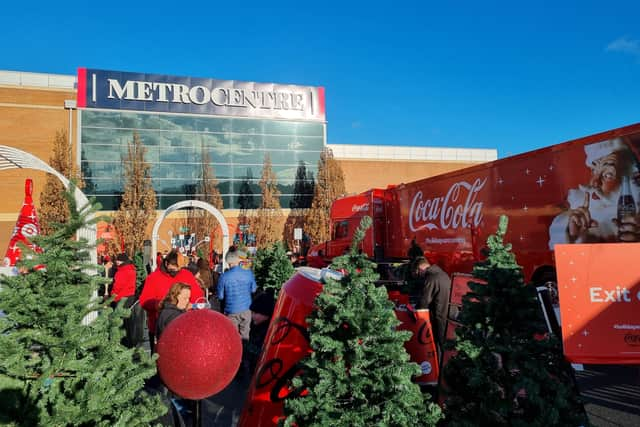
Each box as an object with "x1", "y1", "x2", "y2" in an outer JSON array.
[
  {"x1": 624, "y1": 332, "x2": 640, "y2": 347},
  {"x1": 409, "y1": 178, "x2": 487, "y2": 232},
  {"x1": 352, "y1": 203, "x2": 369, "y2": 213}
]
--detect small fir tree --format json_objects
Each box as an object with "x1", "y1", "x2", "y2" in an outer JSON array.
[
  {"x1": 304, "y1": 147, "x2": 345, "y2": 245},
  {"x1": 132, "y1": 251, "x2": 147, "y2": 296},
  {"x1": 253, "y1": 242, "x2": 295, "y2": 298},
  {"x1": 113, "y1": 132, "x2": 157, "y2": 258},
  {"x1": 283, "y1": 216, "x2": 443, "y2": 427},
  {"x1": 39, "y1": 129, "x2": 83, "y2": 235},
  {"x1": 251, "y1": 154, "x2": 284, "y2": 248},
  {"x1": 442, "y1": 216, "x2": 589, "y2": 427},
  {"x1": 0, "y1": 186, "x2": 165, "y2": 426}
]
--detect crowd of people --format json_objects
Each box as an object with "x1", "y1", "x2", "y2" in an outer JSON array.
[
  {"x1": 99, "y1": 239, "x2": 452, "y2": 420},
  {"x1": 102, "y1": 246, "x2": 279, "y2": 374}
]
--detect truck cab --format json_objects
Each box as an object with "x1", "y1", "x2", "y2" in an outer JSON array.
[{"x1": 306, "y1": 189, "x2": 388, "y2": 267}]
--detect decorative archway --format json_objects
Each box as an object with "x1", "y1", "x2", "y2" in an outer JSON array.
[
  {"x1": 0, "y1": 145, "x2": 96, "y2": 264},
  {"x1": 151, "y1": 200, "x2": 229, "y2": 271}
]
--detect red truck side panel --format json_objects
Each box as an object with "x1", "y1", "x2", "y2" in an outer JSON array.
[{"x1": 382, "y1": 124, "x2": 640, "y2": 281}]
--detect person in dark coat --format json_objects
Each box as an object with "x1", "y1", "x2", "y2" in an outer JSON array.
[
  {"x1": 246, "y1": 291, "x2": 276, "y2": 373},
  {"x1": 156, "y1": 282, "x2": 191, "y2": 340},
  {"x1": 413, "y1": 257, "x2": 451, "y2": 360},
  {"x1": 407, "y1": 238, "x2": 424, "y2": 261}
]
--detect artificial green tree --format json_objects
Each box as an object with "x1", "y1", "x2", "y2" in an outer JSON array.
[
  {"x1": 253, "y1": 241, "x2": 295, "y2": 299},
  {"x1": 283, "y1": 216, "x2": 443, "y2": 427},
  {"x1": 0, "y1": 186, "x2": 165, "y2": 426},
  {"x1": 442, "y1": 216, "x2": 589, "y2": 427}
]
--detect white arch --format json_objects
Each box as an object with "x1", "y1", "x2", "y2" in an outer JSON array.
[
  {"x1": 151, "y1": 200, "x2": 229, "y2": 271},
  {"x1": 0, "y1": 145, "x2": 96, "y2": 264}
]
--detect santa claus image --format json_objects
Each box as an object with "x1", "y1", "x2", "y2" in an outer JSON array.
[{"x1": 549, "y1": 137, "x2": 640, "y2": 247}]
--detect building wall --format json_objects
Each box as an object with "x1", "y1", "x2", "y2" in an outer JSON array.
[
  {"x1": 0, "y1": 83, "x2": 78, "y2": 257},
  {"x1": 338, "y1": 159, "x2": 482, "y2": 195}
]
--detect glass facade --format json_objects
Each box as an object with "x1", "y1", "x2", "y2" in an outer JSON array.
[{"x1": 80, "y1": 109, "x2": 324, "y2": 210}]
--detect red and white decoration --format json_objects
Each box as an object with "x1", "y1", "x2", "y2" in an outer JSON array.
[{"x1": 3, "y1": 179, "x2": 41, "y2": 267}]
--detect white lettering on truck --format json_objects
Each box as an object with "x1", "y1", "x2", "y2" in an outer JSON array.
[{"x1": 409, "y1": 178, "x2": 487, "y2": 232}]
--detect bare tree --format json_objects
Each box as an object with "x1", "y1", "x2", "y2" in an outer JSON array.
[
  {"x1": 304, "y1": 147, "x2": 346, "y2": 245},
  {"x1": 39, "y1": 130, "x2": 83, "y2": 235},
  {"x1": 184, "y1": 146, "x2": 224, "y2": 253},
  {"x1": 113, "y1": 132, "x2": 157, "y2": 257},
  {"x1": 251, "y1": 154, "x2": 284, "y2": 248}
]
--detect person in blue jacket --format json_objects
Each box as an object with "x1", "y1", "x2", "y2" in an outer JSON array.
[{"x1": 216, "y1": 249, "x2": 257, "y2": 341}]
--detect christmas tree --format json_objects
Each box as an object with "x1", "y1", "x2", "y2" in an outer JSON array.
[
  {"x1": 283, "y1": 216, "x2": 443, "y2": 427},
  {"x1": 442, "y1": 216, "x2": 589, "y2": 427},
  {"x1": 0, "y1": 186, "x2": 165, "y2": 426},
  {"x1": 252, "y1": 241, "x2": 295, "y2": 298}
]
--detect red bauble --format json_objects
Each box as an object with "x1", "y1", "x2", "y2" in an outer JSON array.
[{"x1": 156, "y1": 309, "x2": 242, "y2": 400}]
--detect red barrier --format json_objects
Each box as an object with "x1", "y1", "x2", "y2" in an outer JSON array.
[
  {"x1": 239, "y1": 267, "x2": 325, "y2": 427},
  {"x1": 239, "y1": 268, "x2": 439, "y2": 425},
  {"x1": 395, "y1": 306, "x2": 439, "y2": 385}
]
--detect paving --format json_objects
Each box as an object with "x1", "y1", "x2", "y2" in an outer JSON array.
[
  {"x1": 575, "y1": 364, "x2": 640, "y2": 427},
  {"x1": 135, "y1": 308, "x2": 640, "y2": 427}
]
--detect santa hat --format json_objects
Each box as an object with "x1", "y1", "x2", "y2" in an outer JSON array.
[{"x1": 584, "y1": 137, "x2": 627, "y2": 167}]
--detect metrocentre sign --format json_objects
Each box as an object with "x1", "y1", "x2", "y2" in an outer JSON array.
[{"x1": 77, "y1": 68, "x2": 325, "y2": 121}]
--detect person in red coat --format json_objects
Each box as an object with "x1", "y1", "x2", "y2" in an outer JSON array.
[
  {"x1": 110, "y1": 253, "x2": 137, "y2": 308},
  {"x1": 140, "y1": 249, "x2": 204, "y2": 353}
]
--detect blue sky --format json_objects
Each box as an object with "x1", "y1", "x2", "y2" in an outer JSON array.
[{"x1": 2, "y1": 1, "x2": 639, "y2": 157}]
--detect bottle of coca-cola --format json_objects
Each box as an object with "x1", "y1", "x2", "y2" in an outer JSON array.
[{"x1": 617, "y1": 175, "x2": 636, "y2": 221}]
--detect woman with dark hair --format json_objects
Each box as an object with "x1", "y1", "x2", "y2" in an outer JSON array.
[{"x1": 156, "y1": 282, "x2": 191, "y2": 339}]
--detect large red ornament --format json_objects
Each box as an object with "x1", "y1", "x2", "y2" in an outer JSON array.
[
  {"x1": 4, "y1": 179, "x2": 41, "y2": 267},
  {"x1": 156, "y1": 309, "x2": 242, "y2": 400}
]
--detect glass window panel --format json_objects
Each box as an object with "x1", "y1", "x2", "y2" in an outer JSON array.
[
  {"x1": 232, "y1": 119, "x2": 266, "y2": 135},
  {"x1": 232, "y1": 195, "x2": 261, "y2": 210},
  {"x1": 231, "y1": 166, "x2": 261, "y2": 180},
  {"x1": 230, "y1": 148, "x2": 268, "y2": 165},
  {"x1": 206, "y1": 164, "x2": 233, "y2": 180},
  {"x1": 81, "y1": 108, "x2": 324, "y2": 210},
  {"x1": 82, "y1": 145, "x2": 123, "y2": 162},
  {"x1": 165, "y1": 115, "x2": 198, "y2": 132},
  {"x1": 82, "y1": 127, "x2": 132, "y2": 147},
  {"x1": 229, "y1": 133, "x2": 266, "y2": 151},
  {"x1": 195, "y1": 117, "x2": 232, "y2": 133},
  {"x1": 295, "y1": 122, "x2": 325, "y2": 137},
  {"x1": 262, "y1": 121, "x2": 299, "y2": 136},
  {"x1": 261, "y1": 135, "x2": 297, "y2": 151},
  {"x1": 138, "y1": 114, "x2": 187, "y2": 131},
  {"x1": 94, "y1": 195, "x2": 119, "y2": 211},
  {"x1": 81, "y1": 110, "x2": 120, "y2": 128},
  {"x1": 151, "y1": 164, "x2": 200, "y2": 180}
]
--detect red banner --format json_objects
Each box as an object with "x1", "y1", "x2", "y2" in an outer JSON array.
[{"x1": 555, "y1": 243, "x2": 640, "y2": 364}]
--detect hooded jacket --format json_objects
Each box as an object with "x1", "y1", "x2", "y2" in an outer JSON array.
[
  {"x1": 111, "y1": 263, "x2": 136, "y2": 302},
  {"x1": 139, "y1": 268, "x2": 203, "y2": 333}
]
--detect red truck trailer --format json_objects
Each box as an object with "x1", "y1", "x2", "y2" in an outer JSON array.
[{"x1": 308, "y1": 123, "x2": 640, "y2": 286}]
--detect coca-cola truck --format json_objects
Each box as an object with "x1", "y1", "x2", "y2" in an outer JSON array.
[{"x1": 307, "y1": 123, "x2": 640, "y2": 286}]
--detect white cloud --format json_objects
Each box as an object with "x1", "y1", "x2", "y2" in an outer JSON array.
[
  {"x1": 351, "y1": 121, "x2": 362, "y2": 129},
  {"x1": 606, "y1": 36, "x2": 640, "y2": 57}
]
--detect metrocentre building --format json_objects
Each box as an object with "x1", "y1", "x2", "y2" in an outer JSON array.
[
  {"x1": 0, "y1": 68, "x2": 495, "y2": 253},
  {"x1": 77, "y1": 68, "x2": 326, "y2": 211}
]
